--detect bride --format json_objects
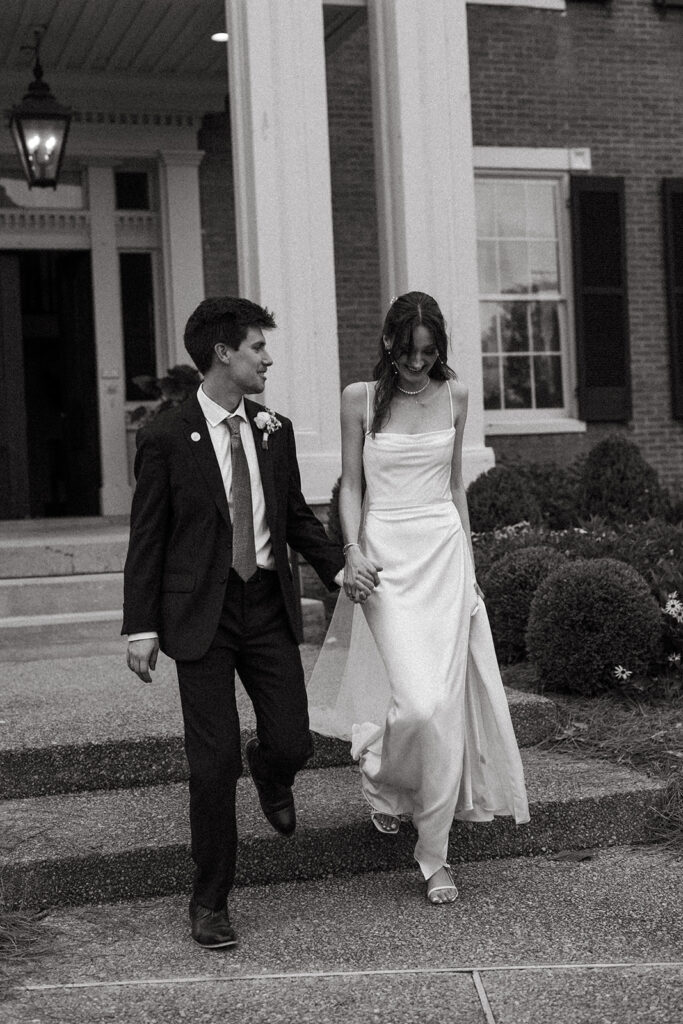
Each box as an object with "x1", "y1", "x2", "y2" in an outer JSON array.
[{"x1": 308, "y1": 291, "x2": 529, "y2": 904}]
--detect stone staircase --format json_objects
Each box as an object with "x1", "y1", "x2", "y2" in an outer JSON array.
[
  {"x1": 0, "y1": 518, "x2": 325, "y2": 656},
  {"x1": 0, "y1": 645, "x2": 666, "y2": 911},
  {"x1": 0, "y1": 519, "x2": 668, "y2": 913}
]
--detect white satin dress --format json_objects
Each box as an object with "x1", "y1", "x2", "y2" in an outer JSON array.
[{"x1": 308, "y1": 383, "x2": 529, "y2": 880}]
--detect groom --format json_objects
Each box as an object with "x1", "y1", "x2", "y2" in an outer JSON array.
[{"x1": 123, "y1": 297, "x2": 361, "y2": 949}]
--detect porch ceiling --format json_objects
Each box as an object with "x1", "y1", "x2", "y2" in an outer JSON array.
[
  {"x1": 0, "y1": 1, "x2": 365, "y2": 81},
  {"x1": 0, "y1": 0, "x2": 228, "y2": 80}
]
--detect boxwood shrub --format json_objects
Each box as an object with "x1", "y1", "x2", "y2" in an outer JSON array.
[
  {"x1": 483, "y1": 545, "x2": 568, "y2": 664},
  {"x1": 526, "y1": 558, "x2": 663, "y2": 695}
]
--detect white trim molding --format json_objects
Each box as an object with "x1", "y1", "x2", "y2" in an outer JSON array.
[
  {"x1": 485, "y1": 417, "x2": 587, "y2": 436},
  {"x1": 474, "y1": 147, "x2": 591, "y2": 172}
]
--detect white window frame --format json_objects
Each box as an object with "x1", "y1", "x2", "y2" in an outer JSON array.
[
  {"x1": 474, "y1": 148, "x2": 589, "y2": 436},
  {"x1": 467, "y1": 0, "x2": 566, "y2": 11}
]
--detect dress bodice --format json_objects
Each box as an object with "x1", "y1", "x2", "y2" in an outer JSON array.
[{"x1": 363, "y1": 428, "x2": 455, "y2": 510}]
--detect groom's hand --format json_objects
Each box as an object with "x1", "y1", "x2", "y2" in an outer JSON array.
[{"x1": 127, "y1": 638, "x2": 159, "y2": 683}]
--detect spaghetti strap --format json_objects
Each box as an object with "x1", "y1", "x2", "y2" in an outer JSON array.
[
  {"x1": 447, "y1": 380, "x2": 455, "y2": 426},
  {"x1": 365, "y1": 381, "x2": 372, "y2": 435}
]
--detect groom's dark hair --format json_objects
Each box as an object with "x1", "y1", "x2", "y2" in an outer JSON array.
[{"x1": 184, "y1": 296, "x2": 277, "y2": 373}]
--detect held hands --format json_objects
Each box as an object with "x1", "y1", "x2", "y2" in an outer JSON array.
[
  {"x1": 343, "y1": 544, "x2": 382, "y2": 604},
  {"x1": 127, "y1": 637, "x2": 159, "y2": 683}
]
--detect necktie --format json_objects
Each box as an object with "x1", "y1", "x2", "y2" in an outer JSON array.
[{"x1": 226, "y1": 417, "x2": 257, "y2": 581}]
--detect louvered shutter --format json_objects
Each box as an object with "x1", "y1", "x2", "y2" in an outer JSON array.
[
  {"x1": 662, "y1": 179, "x2": 683, "y2": 420},
  {"x1": 571, "y1": 176, "x2": 631, "y2": 421}
]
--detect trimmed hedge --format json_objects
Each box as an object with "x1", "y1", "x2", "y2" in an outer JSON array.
[
  {"x1": 526, "y1": 558, "x2": 663, "y2": 695},
  {"x1": 483, "y1": 545, "x2": 568, "y2": 664},
  {"x1": 467, "y1": 466, "x2": 541, "y2": 533},
  {"x1": 576, "y1": 434, "x2": 671, "y2": 523}
]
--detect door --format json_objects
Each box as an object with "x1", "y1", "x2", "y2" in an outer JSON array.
[
  {"x1": 0, "y1": 253, "x2": 30, "y2": 518},
  {"x1": 0, "y1": 250, "x2": 101, "y2": 518}
]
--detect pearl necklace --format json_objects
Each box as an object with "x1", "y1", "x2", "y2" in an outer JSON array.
[{"x1": 396, "y1": 378, "x2": 430, "y2": 396}]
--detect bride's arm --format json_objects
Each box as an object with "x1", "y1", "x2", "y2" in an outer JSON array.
[
  {"x1": 339, "y1": 384, "x2": 382, "y2": 600},
  {"x1": 448, "y1": 382, "x2": 481, "y2": 592}
]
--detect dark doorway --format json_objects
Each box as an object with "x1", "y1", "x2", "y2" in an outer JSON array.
[{"x1": 0, "y1": 250, "x2": 100, "y2": 518}]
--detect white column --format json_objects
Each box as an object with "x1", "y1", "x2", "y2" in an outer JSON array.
[
  {"x1": 87, "y1": 164, "x2": 131, "y2": 514},
  {"x1": 367, "y1": 0, "x2": 494, "y2": 483},
  {"x1": 225, "y1": 0, "x2": 342, "y2": 502},
  {"x1": 158, "y1": 151, "x2": 206, "y2": 368}
]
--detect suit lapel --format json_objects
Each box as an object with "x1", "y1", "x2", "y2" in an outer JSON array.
[
  {"x1": 245, "y1": 398, "x2": 279, "y2": 532},
  {"x1": 181, "y1": 396, "x2": 231, "y2": 529}
]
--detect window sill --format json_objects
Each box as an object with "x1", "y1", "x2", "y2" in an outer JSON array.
[
  {"x1": 485, "y1": 417, "x2": 587, "y2": 436},
  {"x1": 468, "y1": 0, "x2": 566, "y2": 10}
]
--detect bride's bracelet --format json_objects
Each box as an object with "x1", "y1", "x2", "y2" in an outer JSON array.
[{"x1": 343, "y1": 542, "x2": 360, "y2": 555}]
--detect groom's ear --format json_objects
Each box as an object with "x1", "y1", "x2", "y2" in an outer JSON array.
[{"x1": 214, "y1": 343, "x2": 231, "y2": 365}]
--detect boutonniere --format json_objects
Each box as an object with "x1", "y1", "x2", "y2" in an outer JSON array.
[{"x1": 254, "y1": 409, "x2": 282, "y2": 449}]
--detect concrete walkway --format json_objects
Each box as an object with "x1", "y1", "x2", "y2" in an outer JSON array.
[{"x1": 3, "y1": 846, "x2": 682, "y2": 1023}]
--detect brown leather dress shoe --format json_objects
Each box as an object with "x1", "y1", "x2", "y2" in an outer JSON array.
[
  {"x1": 245, "y1": 738, "x2": 296, "y2": 836},
  {"x1": 189, "y1": 901, "x2": 238, "y2": 949}
]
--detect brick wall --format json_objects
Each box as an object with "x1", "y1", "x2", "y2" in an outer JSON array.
[
  {"x1": 326, "y1": 21, "x2": 383, "y2": 390},
  {"x1": 468, "y1": 0, "x2": 683, "y2": 489},
  {"x1": 197, "y1": 110, "x2": 239, "y2": 300}
]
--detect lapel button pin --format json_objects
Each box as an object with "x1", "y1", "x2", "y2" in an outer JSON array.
[{"x1": 190, "y1": 432, "x2": 201, "y2": 442}]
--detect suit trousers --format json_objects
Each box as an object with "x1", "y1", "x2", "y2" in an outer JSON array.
[{"x1": 176, "y1": 568, "x2": 313, "y2": 911}]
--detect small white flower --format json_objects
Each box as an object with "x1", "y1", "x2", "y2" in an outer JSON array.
[
  {"x1": 254, "y1": 408, "x2": 282, "y2": 449},
  {"x1": 613, "y1": 665, "x2": 632, "y2": 681},
  {"x1": 663, "y1": 592, "x2": 683, "y2": 625},
  {"x1": 668, "y1": 653, "x2": 681, "y2": 666}
]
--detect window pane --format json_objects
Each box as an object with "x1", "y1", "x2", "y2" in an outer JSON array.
[
  {"x1": 477, "y1": 240, "x2": 498, "y2": 293},
  {"x1": 499, "y1": 241, "x2": 530, "y2": 294},
  {"x1": 115, "y1": 171, "x2": 150, "y2": 211},
  {"x1": 531, "y1": 302, "x2": 560, "y2": 352},
  {"x1": 534, "y1": 355, "x2": 563, "y2": 408},
  {"x1": 496, "y1": 181, "x2": 526, "y2": 238},
  {"x1": 483, "y1": 356, "x2": 501, "y2": 410},
  {"x1": 527, "y1": 182, "x2": 556, "y2": 239},
  {"x1": 503, "y1": 356, "x2": 532, "y2": 408},
  {"x1": 120, "y1": 253, "x2": 157, "y2": 400},
  {"x1": 475, "y1": 179, "x2": 496, "y2": 237},
  {"x1": 480, "y1": 302, "x2": 499, "y2": 353},
  {"x1": 500, "y1": 302, "x2": 529, "y2": 352},
  {"x1": 529, "y1": 241, "x2": 559, "y2": 292}
]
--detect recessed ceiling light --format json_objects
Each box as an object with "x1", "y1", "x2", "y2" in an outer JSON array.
[{"x1": 211, "y1": 32, "x2": 229, "y2": 42}]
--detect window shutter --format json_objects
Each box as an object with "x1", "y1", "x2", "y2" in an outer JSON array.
[
  {"x1": 662, "y1": 179, "x2": 683, "y2": 420},
  {"x1": 570, "y1": 176, "x2": 631, "y2": 421}
]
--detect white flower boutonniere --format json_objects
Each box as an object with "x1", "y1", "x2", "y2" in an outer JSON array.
[{"x1": 254, "y1": 408, "x2": 282, "y2": 449}]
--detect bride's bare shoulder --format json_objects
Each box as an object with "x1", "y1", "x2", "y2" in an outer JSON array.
[
  {"x1": 341, "y1": 381, "x2": 372, "y2": 407},
  {"x1": 447, "y1": 378, "x2": 468, "y2": 403}
]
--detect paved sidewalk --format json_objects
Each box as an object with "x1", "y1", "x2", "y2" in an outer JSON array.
[{"x1": 3, "y1": 845, "x2": 682, "y2": 1023}]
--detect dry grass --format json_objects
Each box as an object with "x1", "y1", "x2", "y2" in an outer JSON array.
[
  {"x1": 503, "y1": 662, "x2": 683, "y2": 853},
  {"x1": 0, "y1": 882, "x2": 50, "y2": 999}
]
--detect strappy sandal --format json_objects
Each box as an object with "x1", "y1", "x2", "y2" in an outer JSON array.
[
  {"x1": 426, "y1": 865, "x2": 458, "y2": 905},
  {"x1": 370, "y1": 811, "x2": 401, "y2": 835}
]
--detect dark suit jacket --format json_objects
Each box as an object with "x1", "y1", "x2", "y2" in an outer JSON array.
[{"x1": 122, "y1": 395, "x2": 343, "y2": 660}]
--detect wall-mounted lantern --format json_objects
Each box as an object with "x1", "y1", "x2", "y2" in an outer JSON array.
[{"x1": 9, "y1": 29, "x2": 72, "y2": 189}]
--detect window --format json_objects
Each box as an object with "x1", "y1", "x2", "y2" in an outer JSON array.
[
  {"x1": 115, "y1": 171, "x2": 150, "y2": 211},
  {"x1": 475, "y1": 175, "x2": 573, "y2": 426}
]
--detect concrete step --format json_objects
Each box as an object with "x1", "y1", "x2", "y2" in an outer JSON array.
[
  {"x1": 0, "y1": 595, "x2": 324, "y2": 646},
  {"x1": 0, "y1": 651, "x2": 559, "y2": 799},
  {"x1": 0, "y1": 750, "x2": 665, "y2": 909},
  {"x1": 0, "y1": 573, "x2": 125, "y2": 617},
  {"x1": 0, "y1": 519, "x2": 129, "y2": 578},
  {"x1": 3, "y1": 847, "x2": 681, "y2": 1024}
]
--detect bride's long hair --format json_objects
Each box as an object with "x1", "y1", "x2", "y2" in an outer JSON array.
[{"x1": 371, "y1": 291, "x2": 456, "y2": 435}]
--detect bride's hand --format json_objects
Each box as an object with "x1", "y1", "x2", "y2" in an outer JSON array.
[{"x1": 344, "y1": 546, "x2": 382, "y2": 603}]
